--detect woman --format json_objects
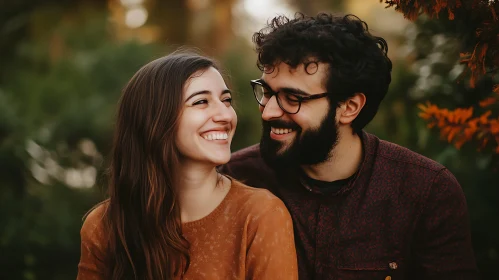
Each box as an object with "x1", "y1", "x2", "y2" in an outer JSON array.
[{"x1": 76, "y1": 52, "x2": 298, "y2": 280}]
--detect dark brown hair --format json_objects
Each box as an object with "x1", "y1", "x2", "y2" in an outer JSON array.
[
  {"x1": 105, "y1": 51, "x2": 218, "y2": 279},
  {"x1": 253, "y1": 12, "x2": 392, "y2": 132}
]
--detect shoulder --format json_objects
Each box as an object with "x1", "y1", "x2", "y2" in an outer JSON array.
[
  {"x1": 377, "y1": 139, "x2": 462, "y2": 190},
  {"x1": 78, "y1": 202, "x2": 110, "y2": 272},
  {"x1": 229, "y1": 181, "x2": 293, "y2": 245},
  {"x1": 229, "y1": 179, "x2": 289, "y2": 218},
  {"x1": 375, "y1": 137, "x2": 445, "y2": 173},
  {"x1": 367, "y1": 133, "x2": 463, "y2": 201},
  {"x1": 426, "y1": 168, "x2": 465, "y2": 204},
  {"x1": 81, "y1": 202, "x2": 108, "y2": 243}
]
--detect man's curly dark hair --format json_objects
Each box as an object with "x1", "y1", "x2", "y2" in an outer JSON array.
[{"x1": 252, "y1": 12, "x2": 393, "y2": 132}]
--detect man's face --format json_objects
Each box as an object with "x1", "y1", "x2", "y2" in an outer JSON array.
[{"x1": 259, "y1": 62, "x2": 339, "y2": 167}]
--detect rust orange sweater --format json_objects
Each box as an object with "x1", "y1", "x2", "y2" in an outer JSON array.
[{"x1": 77, "y1": 180, "x2": 298, "y2": 279}]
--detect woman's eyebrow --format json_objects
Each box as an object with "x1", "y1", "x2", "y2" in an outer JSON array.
[
  {"x1": 185, "y1": 90, "x2": 210, "y2": 102},
  {"x1": 185, "y1": 89, "x2": 232, "y2": 102}
]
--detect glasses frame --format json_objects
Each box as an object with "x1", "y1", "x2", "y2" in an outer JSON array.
[{"x1": 250, "y1": 79, "x2": 329, "y2": 114}]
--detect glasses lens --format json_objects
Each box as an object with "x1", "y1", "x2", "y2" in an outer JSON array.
[
  {"x1": 252, "y1": 82, "x2": 301, "y2": 114},
  {"x1": 253, "y1": 83, "x2": 269, "y2": 106},
  {"x1": 277, "y1": 92, "x2": 300, "y2": 114}
]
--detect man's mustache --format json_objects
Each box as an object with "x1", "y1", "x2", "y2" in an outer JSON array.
[{"x1": 262, "y1": 120, "x2": 300, "y2": 131}]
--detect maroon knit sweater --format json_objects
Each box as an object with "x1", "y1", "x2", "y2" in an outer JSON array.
[{"x1": 220, "y1": 131, "x2": 478, "y2": 280}]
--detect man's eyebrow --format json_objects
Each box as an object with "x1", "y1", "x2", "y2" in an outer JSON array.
[
  {"x1": 280, "y1": 87, "x2": 310, "y2": 96},
  {"x1": 185, "y1": 89, "x2": 232, "y2": 102},
  {"x1": 259, "y1": 79, "x2": 309, "y2": 96}
]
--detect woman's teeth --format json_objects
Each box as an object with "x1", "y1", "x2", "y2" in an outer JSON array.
[{"x1": 203, "y1": 132, "x2": 228, "y2": 140}]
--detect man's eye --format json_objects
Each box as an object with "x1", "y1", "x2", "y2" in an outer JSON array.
[
  {"x1": 193, "y1": 99, "x2": 208, "y2": 105},
  {"x1": 285, "y1": 94, "x2": 301, "y2": 102}
]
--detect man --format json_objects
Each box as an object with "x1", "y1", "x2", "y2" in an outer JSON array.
[{"x1": 220, "y1": 13, "x2": 478, "y2": 279}]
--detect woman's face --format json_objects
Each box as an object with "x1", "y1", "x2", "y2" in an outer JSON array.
[{"x1": 175, "y1": 67, "x2": 237, "y2": 166}]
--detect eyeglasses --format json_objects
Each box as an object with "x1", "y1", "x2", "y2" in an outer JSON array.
[{"x1": 250, "y1": 79, "x2": 329, "y2": 114}]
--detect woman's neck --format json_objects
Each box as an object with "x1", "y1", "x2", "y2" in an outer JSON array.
[{"x1": 177, "y1": 162, "x2": 230, "y2": 223}]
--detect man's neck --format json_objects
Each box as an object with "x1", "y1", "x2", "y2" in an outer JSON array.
[{"x1": 301, "y1": 131, "x2": 363, "y2": 182}]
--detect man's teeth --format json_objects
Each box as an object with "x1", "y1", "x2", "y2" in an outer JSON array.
[
  {"x1": 203, "y1": 132, "x2": 228, "y2": 140},
  {"x1": 271, "y1": 127, "x2": 294, "y2": 135}
]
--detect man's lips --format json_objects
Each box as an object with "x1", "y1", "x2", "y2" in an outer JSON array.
[{"x1": 263, "y1": 120, "x2": 299, "y2": 130}]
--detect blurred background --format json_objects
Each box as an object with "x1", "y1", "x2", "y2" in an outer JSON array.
[{"x1": 1, "y1": 0, "x2": 497, "y2": 279}]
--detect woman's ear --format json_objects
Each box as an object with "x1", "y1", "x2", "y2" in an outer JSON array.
[{"x1": 337, "y1": 93, "x2": 366, "y2": 125}]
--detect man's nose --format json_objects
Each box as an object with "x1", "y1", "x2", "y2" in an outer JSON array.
[{"x1": 261, "y1": 95, "x2": 284, "y2": 120}]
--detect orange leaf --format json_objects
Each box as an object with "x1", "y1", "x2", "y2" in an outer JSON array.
[
  {"x1": 464, "y1": 126, "x2": 477, "y2": 139},
  {"x1": 479, "y1": 111, "x2": 492, "y2": 124},
  {"x1": 455, "y1": 139, "x2": 466, "y2": 150},
  {"x1": 479, "y1": 44, "x2": 488, "y2": 74},
  {"x1": 448, "y1": 8, "x2": 455, "y2": 20},
  {"x1": 480, "y1": 138, "x2": 489, "y2": 149},
  {"x1": 490, "y1": 120, "x2": 499, "y2": 134},
  {"x1": 447, "y1": 112, "x2": 455, "y2": 123},
  {"x1": 417, "y1": 103, "x2": 428, "y2": 111},
  {"x1": 442, "y1": 126, "x2": 452, "y2": 135},
  {"x1": 460, "y1": 52, "x2": 471, "y2": 58},
  {"x1": 493, "y1": 84, "x2": 499, "y2": 95},
  {"x1": 470, "y1": 76, "x2": 477, "y2": 88},
  {"x1": 479, "y1": 97, "x2": 497, "y2": 108},
  {"x1": 447, "y1": 127, "x2": 459, "y2": 142}
]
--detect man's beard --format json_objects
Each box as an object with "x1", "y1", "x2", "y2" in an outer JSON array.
[{"x1": 260, "y1": 108, "x2": 339, "y2": 168}]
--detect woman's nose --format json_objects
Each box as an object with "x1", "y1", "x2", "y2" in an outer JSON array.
[{"x1": 212, "y1": 101, "x2": 233, "y2": 123}]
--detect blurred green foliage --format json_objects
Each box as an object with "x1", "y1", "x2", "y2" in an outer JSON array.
[
  {"x1": 0, "y1": 5, "x2": 163, "y2": 280},
  {"x1": 0, "y1": 1, "x2": 497, "y2": 279}
]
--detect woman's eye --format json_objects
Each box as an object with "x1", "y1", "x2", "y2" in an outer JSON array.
[
  {"x1": 193, "y1": 99, "x2": 208, "y2": 105},
  {"x1": 223, "y1": 98, "x2": 232, "y2": 105}
]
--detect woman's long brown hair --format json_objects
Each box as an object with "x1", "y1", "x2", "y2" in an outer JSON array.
[{"x1": 105, "y1": 52, "x2": 217, "y2": 279}]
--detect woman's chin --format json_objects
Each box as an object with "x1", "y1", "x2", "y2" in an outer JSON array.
[
  {"x1": 178, "y1": 154, "x2": 230, "y2": 167},
  {"x1": 211, "y1": 157, "x2": 230, "y2": 166},
  {"x1": 207, "y1": 153, "x2": 231, "y2": 166}
]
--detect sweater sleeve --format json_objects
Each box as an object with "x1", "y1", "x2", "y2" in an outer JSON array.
[
  {"x1": 413, "y1": 168, "x2": 478, "y2": 279},
  {"x1": 76, "y1": 205, "x2": 109, "y2": 280},
  {"x1": 245, "y1": 195, "x2": 298, "y2": 280}
]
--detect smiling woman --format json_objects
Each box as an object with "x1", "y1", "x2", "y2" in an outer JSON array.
[
  {"x1": 176, "y1": 67, "x2": 236, "y2": 167},
  {"x1": 76, "y1": 50, "x2": 298, "y2": 280}
]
